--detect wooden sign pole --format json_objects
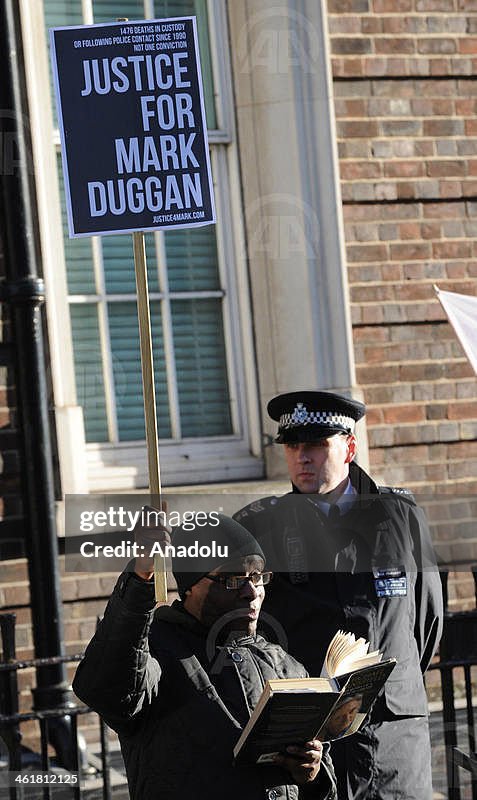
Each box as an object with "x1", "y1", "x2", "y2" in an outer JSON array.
[{"x1": 133, "y1": 230, "x2": 168, "y2": 603}]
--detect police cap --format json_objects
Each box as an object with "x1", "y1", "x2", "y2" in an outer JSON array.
[{"x1": 268, "y1": 390, "x2": 366, "y2": 444}]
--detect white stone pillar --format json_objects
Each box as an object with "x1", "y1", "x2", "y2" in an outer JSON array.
[{"x1": 227, "y1": 0, "x2": 368, "y2": 475}]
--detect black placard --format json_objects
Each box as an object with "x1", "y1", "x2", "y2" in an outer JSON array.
[{"x1": 50, "y1": 17, "x2": 215, "y2": 237}]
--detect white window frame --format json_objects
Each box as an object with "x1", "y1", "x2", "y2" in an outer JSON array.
[{"x1": 20, "y1": 0, "x2": 263, "y2": 491}]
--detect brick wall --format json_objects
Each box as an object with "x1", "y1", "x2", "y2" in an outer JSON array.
[
  {"x1": 0, "y1": 543, "x2": 119, "y2": 714},
  {"x1": 328, "y1": 0, "x2": 477, "y2": 609}
]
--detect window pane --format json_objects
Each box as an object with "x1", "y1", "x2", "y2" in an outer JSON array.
[
  {"x1": 103, "y1": 234, "x2": 159, "y2": 294},
  {"x1": 46, "y1": 0, "x2": 232, "y2": 451},
  {"x1": 102, "y1": 236, "x2": 136, "y2": 295},
  {"x1": 109, "y1": 302, "x2": 171, "y2": 439},
  {"x1": 154, "y1": 0, "x2": 195, "y2": 11},
  {"x1": 44, "y1": 1, "x2": 82, "y2": 28},
  {"x1": 69, "y1": 304, "x2": 109, "y2": 442},
  {"x1": 92, "y1": 1, "x2": 145, "y2": 23},
  {"x1": 171, "y1": 298, "x2": 232, "y2": 436},
  {"x1": 166, "y1": 225, "x2": 220, "y2": 291},
  {"x1": 193, "y1": 0, "x2": 216, "y2": 129},
  {"x1": 58, "y1": 156, "x2": 96, "y2": 294},
  {"x1": 145, "y1": 234, "x2": 160, "y2": 292},
  {"x1": 154, "y1": 0, "x2": 217, "y2": 128},
  {"x1": 44, "y1": 2, "x2": 83, "y2": 128}
]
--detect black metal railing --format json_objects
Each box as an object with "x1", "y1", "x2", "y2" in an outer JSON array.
[
  {"x1": 428, "y1": 656, "x2": 477, "y2": 800},
  {"x1": 0, "y1": 614, "x2": 115, "y2": 800},
  {"x1": 1, "y1": 595, "x2": 477, "y2": 799},
  {"x1": 452, "y1": 748, "x2": 477, "y2": 800},
  {"x1": 427, "y1": 601, "x2": 477, "y2": 800}
]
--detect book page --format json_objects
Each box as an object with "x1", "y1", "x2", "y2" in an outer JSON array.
[{"x1": 322, "y1": 630, "x2": 382, "y2": 678}]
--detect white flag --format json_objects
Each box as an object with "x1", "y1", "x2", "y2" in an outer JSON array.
[{"x1": 434, "y1": 286, "x2": 477, "y2": 375}]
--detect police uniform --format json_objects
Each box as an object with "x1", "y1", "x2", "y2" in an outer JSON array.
[{"x1": 234, "y1": 391, "x2": 443, "y2": 800}]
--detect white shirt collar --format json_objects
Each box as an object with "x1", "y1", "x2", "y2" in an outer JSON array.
[{"x1": 311, "y1": 478, "x2": 357, "y2": 516}]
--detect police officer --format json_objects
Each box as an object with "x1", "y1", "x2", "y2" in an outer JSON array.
[{"x1": 234, "y1": 390, "x2": 443, "y2": 800}]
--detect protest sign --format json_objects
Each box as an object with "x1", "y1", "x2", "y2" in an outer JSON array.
[
  {"x1": 435, "y1": 286, "x2": 477, "y2": 375},
  {"x1": 50, "y1": 17, "x2": 215, "y2": 237}
]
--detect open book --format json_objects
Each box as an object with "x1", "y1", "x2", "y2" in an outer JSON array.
[
  {"x1": 321, "y1": 629, "x2": 384, "y2": 678},
  {"x1": 233, "y1": 631, "x2": 396, "y2": 765}
]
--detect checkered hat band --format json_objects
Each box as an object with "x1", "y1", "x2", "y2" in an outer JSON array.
[{"x1": 279, "y1": 409, "x2": 355, "y2": 431}]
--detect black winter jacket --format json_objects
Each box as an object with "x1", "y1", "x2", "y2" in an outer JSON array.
[{"x1": 73, "y1": 570, "x2": 337, "y2": 800}]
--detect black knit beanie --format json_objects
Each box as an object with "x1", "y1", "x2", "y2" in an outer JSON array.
[{"x1": 172, "y1": 513, "x2": 265, "y2": 597}]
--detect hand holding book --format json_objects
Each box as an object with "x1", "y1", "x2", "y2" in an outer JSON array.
[
  {"x1": 233, "y1": 631, "x2": 396, "y2": 765},
  {"x1": 273, "y1": 739, "x2": 323, "y2": 784}
]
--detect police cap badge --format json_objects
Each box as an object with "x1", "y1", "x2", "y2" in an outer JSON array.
[{"x1": 267, "y1": 390, "x2": 366, "y2": 444}]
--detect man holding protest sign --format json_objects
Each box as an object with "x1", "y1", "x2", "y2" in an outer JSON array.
[{"x1": 73, "y1": 514, "x2": 337, "y2": 800}]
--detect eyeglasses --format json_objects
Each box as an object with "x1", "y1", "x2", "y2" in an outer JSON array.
[{"x1": 204, "y1": 571, "x2": 273, "y2": 591}]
